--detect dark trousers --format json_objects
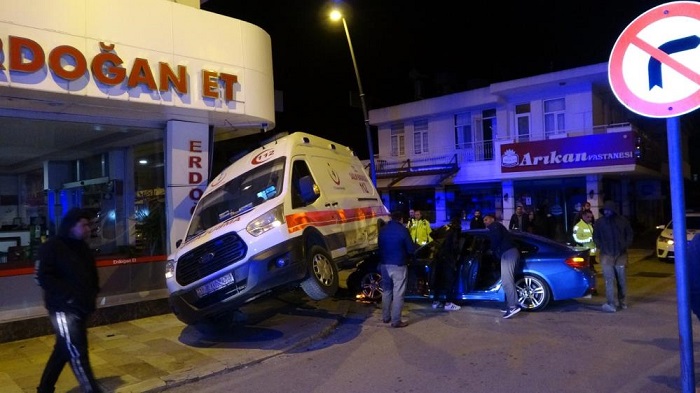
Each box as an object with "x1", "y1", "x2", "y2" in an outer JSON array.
[
  {"x1": 38, "y1": 311, "x2": 101, "y2": 393},
  {"x1": 432, "y1": 260, "x2": 457, "y2": 302}
]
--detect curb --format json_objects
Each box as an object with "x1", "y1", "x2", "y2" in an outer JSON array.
[{"x1": 140, "y1": 297, "x2": 352, "y2": 393}]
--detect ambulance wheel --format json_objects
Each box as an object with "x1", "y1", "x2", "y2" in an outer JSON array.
[{"x1": 300, "y1": 245, "x2": 339, "y2": 300}]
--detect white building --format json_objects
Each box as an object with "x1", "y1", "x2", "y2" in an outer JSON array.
[
  {"x1": 0, "y1": 0, "x2": 275, "y2": 335},
  {"x1": 369, "y1": 62, "x2": 678, "y2": 243}
]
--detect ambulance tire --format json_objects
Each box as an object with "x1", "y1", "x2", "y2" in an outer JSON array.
[{"x1": 301, "y1": 245, "x2": 339, "y2": 300}]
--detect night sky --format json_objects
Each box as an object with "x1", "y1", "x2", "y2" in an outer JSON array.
[{"x1": 201, "y1": 0, "x2": 690, "y2": 161}]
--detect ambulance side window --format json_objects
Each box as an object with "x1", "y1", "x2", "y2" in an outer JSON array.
[{"x1": 291, "y1": 160, "x2": 319, "y2": 208}]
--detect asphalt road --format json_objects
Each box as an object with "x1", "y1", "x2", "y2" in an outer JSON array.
[{"x1": 164, "y1": 253, "x2": 700, "y2": 393}]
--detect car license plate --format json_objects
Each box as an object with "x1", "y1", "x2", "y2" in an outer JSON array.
[{"x1": 196, "y1": 273, "x2": 234, "y2": 298}]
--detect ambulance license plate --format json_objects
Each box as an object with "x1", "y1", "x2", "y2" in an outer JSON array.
[{"x1": 196, "y1": 273, "x2": 234, "y2": 298}]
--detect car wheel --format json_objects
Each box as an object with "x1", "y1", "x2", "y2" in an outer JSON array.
[
  {"x1": 354, "y1": 270, "x2": 383, "y2": 301},
  {"x1": 300, "y1": 245, "x2": 339, "y2": 300},
  {"x1": 516, "y1": 274, "x2": 551, "y2": 311}
]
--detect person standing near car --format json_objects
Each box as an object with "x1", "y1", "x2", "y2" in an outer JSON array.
[
  {"x1": 409, "y1": 209, "x2": 432, "y2": 245},
  {"x1": 573, "y1": 209, "x2": 597, "y2": 273},
  {"x1": 35, "y1": 208, "x2": 103, "y2": 393},
  {"x1": 593, "y1": 200, "x2": 633, "y2": 313},
  {"x1": 432, "y1": 216, "x2": 462, "y2": 311},
  {"x1": 483, "y1": 213, "x2": 522, "y2": 319},
  {"x1": 379, "y1": 210, "x2": 416, "y2": 328}
]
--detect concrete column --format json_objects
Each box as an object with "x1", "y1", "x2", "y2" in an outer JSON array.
[{"x1": 165, "y1": 121, "x2": 210, "y2": 255}]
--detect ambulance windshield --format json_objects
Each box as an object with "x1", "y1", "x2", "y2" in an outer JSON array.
[{"x1": 185, "y1": 157, "x2": 285, "y2": 239}]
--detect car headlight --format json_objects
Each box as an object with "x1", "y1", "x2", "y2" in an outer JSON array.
[
  {"x1": 247, "y1": 204, "x2": 285, "y2": 237},
  {"x1": 165, "y1": 259, "x2": 175, "y2": 279},
  {"x1": 658, "y1": 236, "x2": 673, "y2": 245}
]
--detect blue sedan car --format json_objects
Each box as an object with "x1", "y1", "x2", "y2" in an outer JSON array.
[{"x1": 347, "y1": 229, "x2": 596, "y2": 311}]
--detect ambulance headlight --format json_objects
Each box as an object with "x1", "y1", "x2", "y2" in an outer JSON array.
[
  {"x1": 247, "y1": 204, "x2": 284, "y2": 237},
  {"x1": 165, "y1": 259, "x2": 175, "y2": 279}
]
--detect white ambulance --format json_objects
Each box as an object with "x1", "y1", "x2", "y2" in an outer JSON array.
[{"x1": 165, "y1": 132, "x2": 389, "y2": 328}]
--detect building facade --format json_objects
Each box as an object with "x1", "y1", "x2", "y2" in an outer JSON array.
[
  {"x1": 369, "y1": 63, "x2": 680, "y2": 243},
  {"x1": 0, "y1": 0, "x2": 274, "y2": 326}
]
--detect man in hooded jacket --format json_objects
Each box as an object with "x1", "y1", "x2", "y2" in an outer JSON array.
[
  {"x1": 35, "y1": 208, "x2": 102, "y2": 393},
  {"x1": 593, "y1": 200, "x2": 633, "y2": 313}
]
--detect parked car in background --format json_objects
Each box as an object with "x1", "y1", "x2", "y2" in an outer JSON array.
[
  {"x1": 347, "y1": 229, "x2": 596, "y2": 311},
  {"x1": 656, "y1": 212, "x2": 700, "y2": 262}
]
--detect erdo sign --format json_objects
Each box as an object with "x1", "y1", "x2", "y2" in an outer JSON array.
[{"x1": 609, "y1": 1, "x2": 700, "y2": 118}]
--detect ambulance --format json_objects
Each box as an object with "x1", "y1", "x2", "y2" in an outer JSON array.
[{"x1": 165, "y1": 132, "x2": 389, "y2": 327}]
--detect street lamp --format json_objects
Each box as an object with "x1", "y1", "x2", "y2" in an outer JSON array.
[{"x1": 329, "y1": 9, "x2": 377, "y2": 187}]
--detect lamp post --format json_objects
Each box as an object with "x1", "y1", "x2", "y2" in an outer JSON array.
[{"x1": 330, "y1": 9, "x2": 377, "y2": 187}]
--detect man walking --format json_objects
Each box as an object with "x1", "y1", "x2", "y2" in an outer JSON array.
[
  {"x1": 593, "y1": 200, "x2": 633, "y2": 312},
  {"x1": 483, "y1": 213, "x2": 521, "y2": 319},
  {"x1": 35, "y1": 208, "x2": 103, "y2": 393},
  {"x1": 379, "y1": 210, "x2": 416, "y2": 328}
]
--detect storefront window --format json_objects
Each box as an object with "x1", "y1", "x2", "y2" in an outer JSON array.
[
  {"x1": 444, "y1": 184, "x2": 501, "y2": 228},
  {"x1": 132, "y1": 141, "x2": 166, "y2": 256},
  {"x1": 0, "y1": 134, "x2": 165, "y2": 272}
]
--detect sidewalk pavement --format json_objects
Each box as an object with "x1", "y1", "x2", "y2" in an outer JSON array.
[{"x1": 0, "y1": 249, "x2": 655, "y2": 393}]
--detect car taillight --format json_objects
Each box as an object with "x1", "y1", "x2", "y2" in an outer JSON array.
[{"x1": 565, "y1": 256, "x2": 588, "y2": 269}]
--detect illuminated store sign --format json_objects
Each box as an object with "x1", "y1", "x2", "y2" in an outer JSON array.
[
  {"x1": 500, "y1": 131, "x2": 637, "y2": 173},
  {"x1": 1, "y1": 35, "x2": 239, "y2": 102}
]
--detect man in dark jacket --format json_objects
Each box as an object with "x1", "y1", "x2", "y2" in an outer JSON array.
[
  {"x1": 508, "y1": 204, "x2": 530, "y2": 232},
  {"x1": 483, "y1": 213, "x2": 521, "y2": 319},
  {"x1": 36, "y1": 208, "x2": 102, "y2": 393},
  {"x1": 379, "y1": 210, "x2": 416, "y2": 328},
  {"x1": 593, "y1": 200, "x2": 633, "y2": 313},
  {"x1": 470, "y1": 210, "x2": 486, "y2": 229},
  {"x1": 431, "y1": 216, "x2": 462, "y2": 310}
]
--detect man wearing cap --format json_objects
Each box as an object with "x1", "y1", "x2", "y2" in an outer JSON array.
[{"x1": 593, "y1": 200, "x2": 634, "y2": 313}]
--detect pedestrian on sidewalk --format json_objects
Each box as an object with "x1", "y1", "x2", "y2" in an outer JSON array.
[
  {"x1": 35, "y1": 208, "x2": 103, "y2": 393},
  {"x1": 593, "y1": 200, "x2": 634, "y2": 313},
  {"x1": 483, "y1": 213, "x2": 522, "y2": 319},
  {"x1": 379, "y1": 210, "x2": 416, "y2": 328}
]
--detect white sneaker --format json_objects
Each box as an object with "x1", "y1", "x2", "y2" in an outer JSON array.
[
  {"x1": 432, "y1": 301, "x2": 443, "y2": 309},
  {"x1": 444, "y1": 302, "x2": 461, "y2": 311}
]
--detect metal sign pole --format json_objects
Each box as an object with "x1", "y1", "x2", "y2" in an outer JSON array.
[{"x1": 667, "y1": 116, "x2": 695, "y2": 392}]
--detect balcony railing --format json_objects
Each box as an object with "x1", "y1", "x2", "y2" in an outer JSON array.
[{"x1": 374, "y1": 153, "x2": 459, "y2": 178}]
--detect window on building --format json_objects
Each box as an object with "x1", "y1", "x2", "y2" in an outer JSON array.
[
  {"x1": 480, "y1": 109, "x2": 496, "y2": 161},
  {"x1": 454, "y1": 113, "x2": 471, "y2": 149},
  {"x1": 544, "y1": 98, "x2": 565, "y2": 136},
  {"x1": 413, "y1": 119, "x2": 429, "y2": 155},
  {"x1": 516, "y1": 103, "x2": 531, "y2": 142},
  {"x1": 391, "y1": 123, "x2": 405, "y2": 157}
]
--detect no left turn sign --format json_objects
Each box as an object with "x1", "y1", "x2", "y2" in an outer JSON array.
[{"x1": 609, "y1": 1, "x2": 700, "y2": 118}]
